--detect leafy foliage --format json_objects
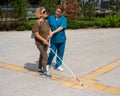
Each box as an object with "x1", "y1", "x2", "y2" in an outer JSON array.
[
  {"x1": 96, "y1": 14, "x2": 120, "y2": 27},
  {"x1": 63, "y1": 0, "x2": 81, "y2": 22},
  {"x1": 81, "y1": 0, "x2": 96, "y2": 19},
  {"x1": 16, "y1": 25, "x2": 26, "y2": 31},
  {"x1": 68, "y1": 18, "x2": 96, "y2": 29},
  {"x1": 9, "y1": 0, "x2": 29, "y2": 20},
  {"x1": 39, "y1": 0, "x2": 59, "y2": 15},
  {"x1": 110, "y1": 0, "x2": 120, "y2": 12}
]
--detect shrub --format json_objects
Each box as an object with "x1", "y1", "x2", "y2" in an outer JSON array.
[
  {"x1": 96, "y1": 14, "x2": 120, "y2": 27},
  {"x1": 0, "y1": 21, "x2": 16, "y2": 31},
  {"x1": 77, "y1": 19, "x2": 95, "y2": 28},
  {"x1": 25, "y1": 19, "x2": 35, "y2": 30},
  {"x1": 25, "y1": 23, "x2": 32, "y2": 30},
  {"x1": 16, "y1": 25, "x2": 26, "y2": 31},
  {"x1": 68, "y1": 22, "x2": 80, "y2": 29},
  {"x1": 68, "y1": 18, "x2": 96, "y2": 29}
]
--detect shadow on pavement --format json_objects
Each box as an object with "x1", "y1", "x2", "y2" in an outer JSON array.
[
  {"x1": 24, "y1": 61, "x2": 38, "y2": 72},
  {"x1": 24, "y1": 61, "x2": 56, "y2": 71}
]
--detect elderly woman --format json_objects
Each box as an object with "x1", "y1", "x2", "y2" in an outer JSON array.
[{"x1": 32, "y1": 7, "x2": 51, "y2": 78}]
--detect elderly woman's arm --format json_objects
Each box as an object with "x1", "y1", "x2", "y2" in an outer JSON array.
[{"x1": 34, "y1": 32, "x2": 49, "y2": 46}]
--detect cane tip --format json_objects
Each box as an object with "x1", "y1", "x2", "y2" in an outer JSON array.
[
  {"x1": 75, "y1": 77, "x2": 84, "y2": 86},
  {"x1": 79, "y1": 82, "x2": 84, "y2": 86}
]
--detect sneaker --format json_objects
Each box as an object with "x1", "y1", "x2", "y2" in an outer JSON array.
[
  {"x1": 46, "y1": 65, "x2": 50, "y2": 71},
  {"x1": 42, "y1": 72, "x2": 51, "y2": 78},
  {"x1": 38, "y1": 69, "x2": 44, "y2": 75},
  {"x1": 57, "y1": 66, "x2": 64, "y2": 72}
]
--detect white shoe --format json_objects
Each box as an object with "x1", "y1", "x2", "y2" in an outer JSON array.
[
  {"x1": 46, "y1": 65, "x2": 50, "y2": 71},
  {"x1": 57, "y1": 66, "x2": 64, "y2": 72}
]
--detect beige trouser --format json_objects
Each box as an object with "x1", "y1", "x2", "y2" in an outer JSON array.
[{"x1": 35, "y1": 41, "x2": 48, "y2": 72}]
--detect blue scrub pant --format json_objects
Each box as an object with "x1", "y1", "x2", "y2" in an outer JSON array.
[{"x1": 47, "y1": 42, "x2": 66, "y2": 68}]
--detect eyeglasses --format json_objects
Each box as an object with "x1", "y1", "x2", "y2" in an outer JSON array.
[{"x1": 42, "y1": 10, "x2": 47, "y2": 14}]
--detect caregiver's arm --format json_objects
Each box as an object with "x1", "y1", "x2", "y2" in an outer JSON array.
[{"x1": 53, "y1": 26, "x2": 63, "y2": 34}]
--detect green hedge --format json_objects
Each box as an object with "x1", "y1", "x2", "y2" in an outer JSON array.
[
  {"x1": 0, "y1": 14, "x2": 120, "y2": 31},
  {"x1": 25, "y1": 19, "x2": 35, "y2": 30},
  {"x1": 67, "y1": 14, "x2": 120, "y2": 29},
  {"x1": 16, "y1": 19, "x2": 35, "y2": 31},
  {"x1": 16, "y1": 25, "x2": 26, "y2": 31},
  {"x1": 67, "y1": 18, "x2": 96, "y2": 29},
  {"x1": 96, "y1": 14, "x2": 120, "y2": 28}
]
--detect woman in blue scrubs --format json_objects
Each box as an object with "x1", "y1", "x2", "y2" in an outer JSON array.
[{"x1": 47, "y1": 5, "x2": 67, "y2": 71}]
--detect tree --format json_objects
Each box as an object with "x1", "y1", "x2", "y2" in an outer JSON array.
[
  {"x1": 63, "y1": 0, "x2": 81, "y2": 22},
  {"x1": 82, "y1": 0, "x2": 96, "y2": 19},
  {"x1": 39, "y1": 0, "x2": 59, "y2": 15},
  {"x1": 110, "y1": 0, "x2": 120, "y2": 13},
  {"x1": 9, "y1": 0, "x2": 29, "y2": 21}
]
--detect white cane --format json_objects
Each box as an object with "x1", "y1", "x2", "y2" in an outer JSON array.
[{"x1": 49, "y1": 47, "x2": 83, "y2": 86}]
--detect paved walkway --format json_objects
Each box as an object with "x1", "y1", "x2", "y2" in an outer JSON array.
[{"x1": 0, "y1": 28, "x2": 120, "y2": 96}]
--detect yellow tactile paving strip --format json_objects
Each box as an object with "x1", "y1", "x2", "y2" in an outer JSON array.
[
  {"x1": 84, "y1": 59, "x2": 120, "y2": 79},
  {"x1": 0, "y1": 59, "x2": 120, "y2": 95},
  {"x1": 92, "y1": 84, "x2": 120, "y2": 95},
  {"x1": 83, "y1": 59, "x2": 120, "y2": 95}
]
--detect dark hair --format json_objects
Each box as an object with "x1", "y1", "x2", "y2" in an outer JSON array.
[{"x1": 57, "y1": 5, "x2": 64, "y2": 13}]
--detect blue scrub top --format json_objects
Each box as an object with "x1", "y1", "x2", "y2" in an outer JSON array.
[{"x1": 48, "y1": 15, "x2": 67, "y2": 43}]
